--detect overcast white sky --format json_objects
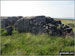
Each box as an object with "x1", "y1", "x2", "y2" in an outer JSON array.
[{"x1": 1, "y1": 1, "x2": 74, "y2": 18}]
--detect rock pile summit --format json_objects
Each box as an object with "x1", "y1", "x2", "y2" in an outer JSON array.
[{"x1": 1, "y1": 16, "x2": 73, "y2": 36}]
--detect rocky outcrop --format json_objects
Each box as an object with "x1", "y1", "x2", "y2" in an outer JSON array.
[
  {"x1": 1, "y1": 17, "x2": 9, "y2": 28},
  {"x1": 1, "y1": 16, "x2": 22, "y2": 28},
  {"x1": 14, "y1": 16, "x2": 73, "y2": 36},
  {"x1": 1, "y1": 16, "x2": 73, "y2": 36}
]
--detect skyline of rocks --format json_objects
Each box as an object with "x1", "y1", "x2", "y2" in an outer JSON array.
[{"x1": 0, "y1": 16, "x2": 74, "y2": 36}]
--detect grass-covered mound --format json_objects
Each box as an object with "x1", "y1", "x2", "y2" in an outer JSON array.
[{"x1": 1, "y1": 30, "x2": 74, "y2": 55}]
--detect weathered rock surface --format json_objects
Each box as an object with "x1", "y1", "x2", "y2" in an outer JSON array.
[
  {"x1": 1, "y1": 16, "x2": 22, "y2": 28},
  {"x1": 14, "y1": 16, "x2": 73, "y2": 36},
  {"x1": 6, "y1": 26, "x2": 13, "y2": 35},
  {"x1": 0, "y1": 17, "x2": 9, "y2": 28},
  {"x1": 0, "y1": 16, "x2": 74, "y2": 36}
]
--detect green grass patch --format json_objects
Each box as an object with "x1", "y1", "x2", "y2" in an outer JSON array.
[{"x1": 1, "y1": 31, "x2": 74, "y2": 55}]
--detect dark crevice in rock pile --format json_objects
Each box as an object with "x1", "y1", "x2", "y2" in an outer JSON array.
[{"x1": 1, "y1": 16, "x2": 73, "y2": 36}]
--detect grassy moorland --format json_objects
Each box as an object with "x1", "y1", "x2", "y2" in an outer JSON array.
[{"x1": 0, "y1": 19, "x2": 75, "y2": 55}]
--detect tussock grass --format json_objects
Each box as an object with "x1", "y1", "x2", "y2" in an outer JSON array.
[{"x1": 1, "y1": 30, "x2": 74, "y2": 55}]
